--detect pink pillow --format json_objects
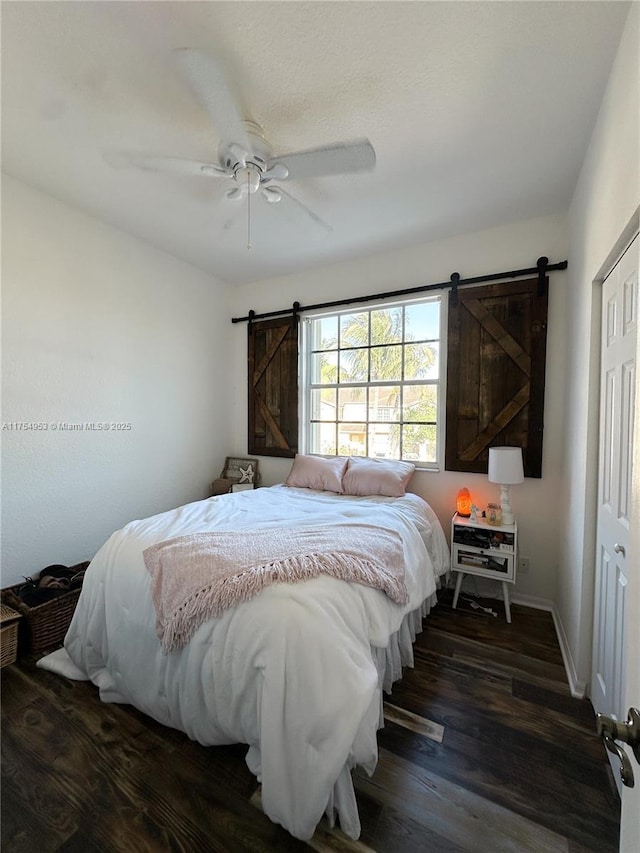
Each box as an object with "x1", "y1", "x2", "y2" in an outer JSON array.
[
  {"x1": 342, "y1": 457, "x2": 415, "y2": 497},
  {"x1": 285, "y1": 454, "x2": 348, "y2": 493}
]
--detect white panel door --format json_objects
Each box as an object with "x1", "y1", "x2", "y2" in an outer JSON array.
[{"x1": 591, "y1": 235, "x2": 638, "y2": 793}]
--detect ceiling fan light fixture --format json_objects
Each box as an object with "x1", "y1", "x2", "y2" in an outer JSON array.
[{"x1": 235, "y1": 165, "x2": 261, "y2": 194}]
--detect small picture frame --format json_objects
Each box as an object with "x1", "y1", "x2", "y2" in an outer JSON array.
[{"x1": 221, "y1": 456, "x2": 260, "y2": 487}]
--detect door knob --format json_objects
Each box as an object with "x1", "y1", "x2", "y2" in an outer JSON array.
[
  {"x1": 613, "y1": 543, "x2": 626, "y2": 556},
  {"x1": 601, "y1": 735, "x2": 634, "y2": 787},
  {"x1": 596, "y1": 708, "x2": 640, "y2": 788}
]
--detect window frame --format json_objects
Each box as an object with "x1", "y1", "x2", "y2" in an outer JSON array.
[{"x1": 299, "y1": 295, "x2": 447, "y2": 470}]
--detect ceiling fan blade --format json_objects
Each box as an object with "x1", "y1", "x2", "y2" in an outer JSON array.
[
  {"x1": 173, "y1": 48, "x2": 250, "y2": 149},
  {"x1": 268, "y1": 138, "x2": 375, "y2": 182},
  {"x1": 262, "y1": 162, "x2": 289, "y2": 182},
  {"x1": 276, "y1": 187, "x2": 332, "y2": 232},
  {"x1": 261, "y1": 186, "x2": 282, "y2": 203},
  {"x1": 104, "y1": 151, "x2": 227, "y2": 177},
  {"x1": 227, "y1": 142, "x2": 249, "y2": 169}
]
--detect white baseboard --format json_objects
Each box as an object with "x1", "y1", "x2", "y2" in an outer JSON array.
[
  {"x1": 510, "y1": 592, "x2": 553, "y2": 612},
  {"x1": 550, "y1": 607, "x2": 587, "y2": 699},
  {"x1": 511, "y1": 593, "x2": 587, "y2": 699}
]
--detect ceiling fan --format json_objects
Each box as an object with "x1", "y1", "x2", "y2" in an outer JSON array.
[{"x1": 105, "y1": 48, "x2": 376, "y2": 240}]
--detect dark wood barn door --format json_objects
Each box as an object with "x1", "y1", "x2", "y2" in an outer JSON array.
[
  {"x1": 248, "y1": 316, "x2": 299, "y2": 458},
  {"x1": 445, "y1": 277, "x2": 548, "y2": 477}
]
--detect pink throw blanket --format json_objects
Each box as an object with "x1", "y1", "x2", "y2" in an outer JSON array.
[{"x1": 143, "y1": 523, "x2": 408, "y2": 652}]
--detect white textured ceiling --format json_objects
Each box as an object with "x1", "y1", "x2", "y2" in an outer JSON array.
[{"x1": 1, "y1": 1, "x2": 631, "y2": 285}]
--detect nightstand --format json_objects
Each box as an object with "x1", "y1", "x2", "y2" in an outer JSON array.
[{"x1": 451, "y1": 513, "x2": 518, "y2": 623}]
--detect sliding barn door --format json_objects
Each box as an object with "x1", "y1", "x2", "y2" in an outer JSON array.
[
  {"x1": 445, "y1": 278, "x2": 548, "y2": 477},
  {"x1": 248, "y1": 316, "x2": 298, "y2": 458}
]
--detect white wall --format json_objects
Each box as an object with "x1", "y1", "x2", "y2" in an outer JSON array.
[
  {"x1": 229, "y1": 212, "x2": 569, "y2": 603},
  {"x1": 560, "y1": 4, "x2": 639, "y2": 692},
  {"x1": 1, "y1": 175, "x2": 232, "y2": 586}
]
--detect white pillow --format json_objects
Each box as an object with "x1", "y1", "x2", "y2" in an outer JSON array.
[
  {"x1": 342, "y1": 457, "x2": 415, "y2": 497},
  {"x1": 284, "y1": 454, "x2": 348, "y2": 493}
]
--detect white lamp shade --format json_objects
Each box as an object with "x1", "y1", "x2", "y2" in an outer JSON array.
[{"x1": 488, "y1": 447, "x2": 524, "y2": 484}]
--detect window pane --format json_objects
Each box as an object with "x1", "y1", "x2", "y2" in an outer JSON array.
[
  {"x1": 339, "y1": 348, "x2": 368, "y2": 382},
  {"x1": 403, "y1": 385, "x2": 437, "y2": 422},
  {"x1": 310, "y1": 422, "x2": 336, "y2": 455},
  {"x1": 403, "y1": 424, "x2": 437, "y2": 463},
  {"x1": 371, "y1": 307, "x2": 402, "y2": 345},
  {"x1": 340, "y1": 312, "x2": 369, "y2": 348},
  {"x1": 404, "y1": 342, "x2": 439, "y2": 380},
  {"x1": 310, "y1": 388, "x2": 336, "y2": 420},
  {"x1": 405, "y1": 300, "x2": 439, "y2": 341},
  {"x1": 311, "y1": 316, "x2": 338, "y2": 350},
  {"x1": 369, "y1": 386, "x2": 400, "y2": 421},
  {"x1": 310, "y1": 351, "x2": 337, "y2": 384},
  {"x1": 370, "y1": 345, "x2": 402, "y2": 381},
  {"x1": 368, "y1": 423, "x2": 401, "y2": 459},
  {"x1": 337, "y1": 423, "x2": 366, "y2": 456},
  {"x1": 338, "y1": 386, "x2": 366, "y2": 421}
]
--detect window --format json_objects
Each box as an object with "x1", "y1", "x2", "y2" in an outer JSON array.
[{"x1": 301, "y1": 298, "x2": 442, "y2": 467}]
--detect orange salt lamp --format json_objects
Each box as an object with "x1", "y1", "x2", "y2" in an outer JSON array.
[{"x1": 456, "y1": 487, "x2": 472, "y2": 517}]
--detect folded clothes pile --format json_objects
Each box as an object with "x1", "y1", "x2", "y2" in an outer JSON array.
[{"x1": 18, "y1": 564, "x2": 86, "y2": 607}]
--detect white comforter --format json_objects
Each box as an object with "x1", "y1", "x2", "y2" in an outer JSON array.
[{"x1": 63, "y1": 485, "x2": 449, "y2": 840}]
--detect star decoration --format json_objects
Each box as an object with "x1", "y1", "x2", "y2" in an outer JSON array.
[{"x1": 238, "y1": 464, "x2": 254, "y2": 484}]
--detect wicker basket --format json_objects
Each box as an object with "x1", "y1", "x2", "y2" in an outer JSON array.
[
  {"x1": 1, "y1": 561, "x2": 90, "y2": 654},
  {"x1": 0, "y1": 604, "x2": 21, "y2": 667}
]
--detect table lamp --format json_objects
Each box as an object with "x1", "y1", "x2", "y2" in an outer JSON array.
[{"x1": 488, "y1": 447, "x2": 524, "y2": 526}]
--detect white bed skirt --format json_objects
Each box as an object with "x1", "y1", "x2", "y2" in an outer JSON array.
[{"x1": 322, "y1": 590, "x2": 438, "y2": 838}]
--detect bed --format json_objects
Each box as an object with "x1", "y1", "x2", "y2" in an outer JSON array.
[{"x1": 54, "y1": 476, "x2": 449, "y2": 841}]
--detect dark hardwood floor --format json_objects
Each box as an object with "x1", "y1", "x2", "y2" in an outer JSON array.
[{"x1": 1, "y1": 591, "x2": 620, "y2": 852}]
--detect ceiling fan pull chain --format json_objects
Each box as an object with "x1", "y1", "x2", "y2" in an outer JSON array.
[{"x1": 247, "y1": 171, "x2": 251, "y2": 250}]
